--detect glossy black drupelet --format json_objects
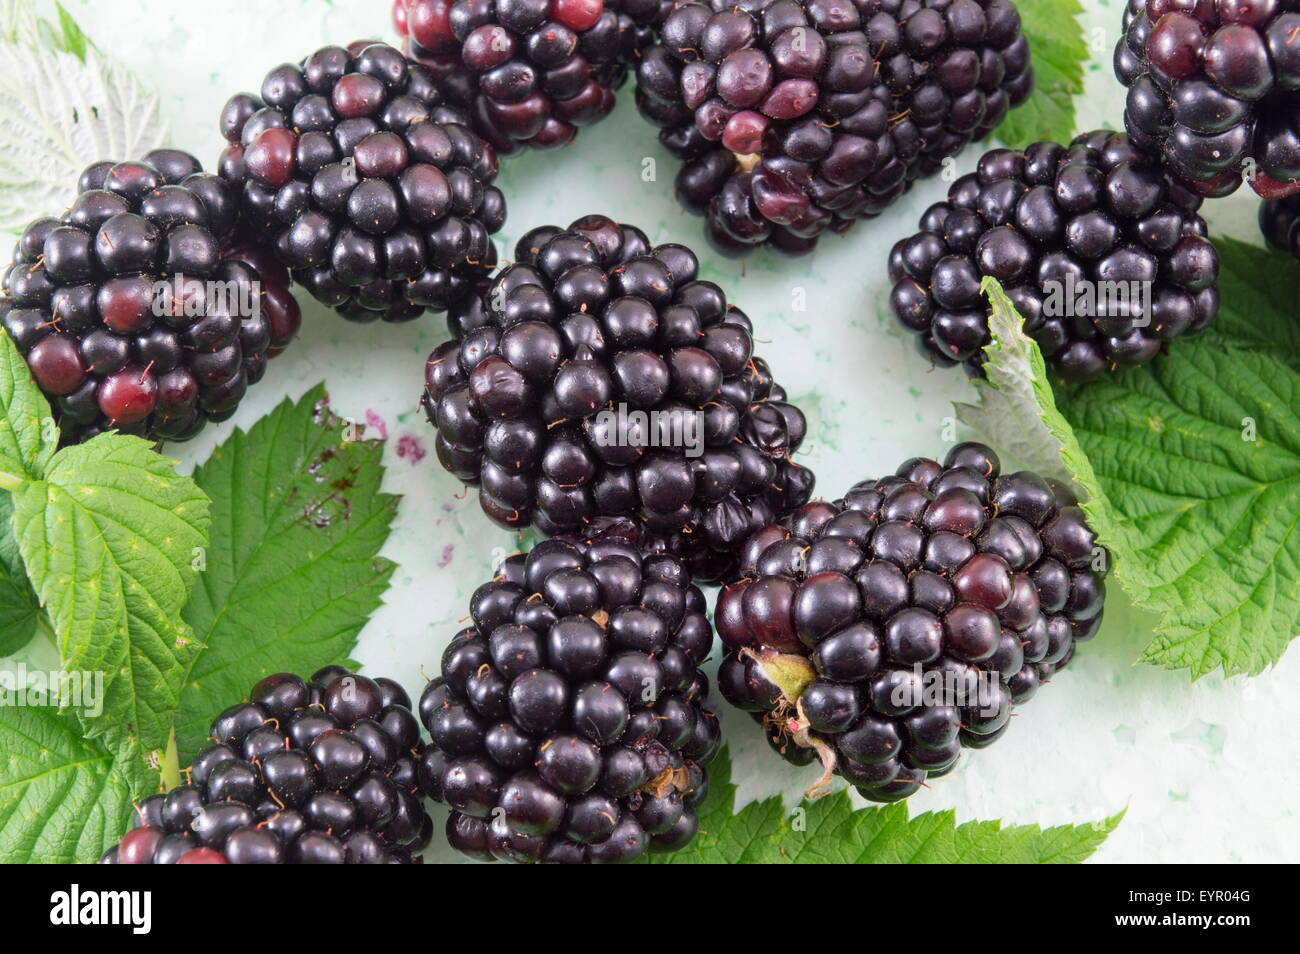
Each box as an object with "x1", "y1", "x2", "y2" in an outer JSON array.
[
  {"x1": 101, "y1": 668, "x2": 431, "y2": 864},
  {"x1": 887, "y1": 129, "x2": 1220, "y2": 381},
  {"x1": 419, "y1": 537, "x2": 721, "y2": 863},
  {"x1": 635, "y1": 0, "x2": 1033, "y2": 255},
  {"x1": 394, "y1": 0, "x2": 668, "y2": 154},
  {"x1": 1260, "y1": 190, "x2": 1300, "y2": 256},
  {"x1": 1, "y1": 150, "x2": 300, "y2": 446},
  {"x1": 421, "y1": 215, "x2": 814, "y2": 583},
  {"x1": 218, "y1": 41, "x2": 505, "y2": 323},
  {"x1": 1114, "y1": 0, "x2": 1300, "y2": 199},
  {"x1": 715, "y1": 442, "x2": 1107, "y2": 802}
]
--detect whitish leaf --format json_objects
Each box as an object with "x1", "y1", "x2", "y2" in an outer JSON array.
[{"x1": 0, "y1": 43, "x2": 166, "y2": 232}]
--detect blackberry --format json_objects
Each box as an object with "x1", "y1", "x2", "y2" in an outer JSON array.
[
  {"x1": 1260, "y1": 190, "x2": 1300, "y2": 254},
  {"x1": 1, "y1": 150, "x2": 300, "y2": 446},
  {"x1": 887, "y1": 129, "x2": 1220, "y2": 381},
  {"x1": 419, "y1": 536, "x2": 720, "y2": 863},
  {"x1": 421, "y1": 215, "x2": 814, "y2": 583},
  {"x1": 393, "y1": 0, "x2": 666, "y2": 154},
  {"x1": 101, "y1": 668, "x2": 431, "y2": 864},
  {"x1": 217, "y1": 40, "x2": 505, "y2": 323},
  {"x1": 715, "y1": 442, "x2": 1107, "y2": 802},
  {"x1": 1114, "y1": 0, "x2": 1300, "y2": 199},
  {"x1": 635, "y1": 0, "x2": 1034, "y2": 255}
]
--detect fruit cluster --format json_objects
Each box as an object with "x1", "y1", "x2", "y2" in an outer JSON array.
[
  {"x1": 1115, "y1": 0, "x2": 1300, "y2": 199},
  {"x1": 422, "y1": 214, "x2": 813, "y2": 583},
  {"x1": 2, "y1": 150, "x2": 300, "y2": 445},
  {"x1": 419, "y1": 536, "x2": 720, "y2": 863},
  {"x1": 103, "y1": 669, "x2": 432, "y2": 864},
  {"x1": 887, "y1": 129, "x2": 1220, "y2": 380},
  {"x1": 218, "y1": 40, "x2": 505, "y2": 323},
  {"x1": 635, "y1": 0, "x2": 1035, "y2": 255},
  {"x1": 393, "y1": 0, "x2": 667, "y2": 154},
  {"x1": 715, "y1": 443, "x2": 1107, "y2": 801}
]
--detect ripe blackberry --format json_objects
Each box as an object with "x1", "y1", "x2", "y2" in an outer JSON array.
[
  {"x1": 1114, "y1": 0, "x2": 1300, "y2": 199},
  {"x1": 715, "y1": 442, "x2": 1107, "y2": 802},
  {"x1": 887, "y1": 129, "x2": 1220, "y2": 381},
  {"x1": 393, "y1": 0, "x2": 665, "y2": 154},
  {"x1": 101, "y1": 668, "x2": 431, "y2": 864},
  {"x1": 1260, "y1": 190, "x2": 1300, "y2": 254},
  {"x1": 421, "y1": 214, "x2": 814, "y2": 583},
  {"x1": 419, "y1": 536, "x2": 720, "y2": 863},
  {"x1": 635, "y1": 0, "x2": 1034, "y2": 255},
  {"x1": 1, "y1": 151, "x2": 300, "y2": 446},
  {"x1": 217, "y1": 41, "x2": 505, "y2": 323}
]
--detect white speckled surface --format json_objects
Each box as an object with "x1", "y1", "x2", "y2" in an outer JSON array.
[{"x1": 22, "y1": 0, "x2": 1299, "y2": 862}]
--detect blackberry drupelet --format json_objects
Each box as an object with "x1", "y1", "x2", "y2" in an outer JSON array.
[
  {"x1": 419, "y1": 536, "x2": 721, "y2": 863},
  {"x1": 887, "y1": 129, "x2": 1220, "y2": 381},
  {"x1": 217, "y1": 41, "x2": 505, "y2": 323},
  {"x1": 1114, "y1": 0, "x2": 1300, "y2": 199},
  {"x1": 1260, "y1": 190, "x2": 1300, "y2": 255},
  {"x1": 715, "y1": 442, "x2": 1108, "y2": 802},
  {"x1": 421, "y1": 214, "x2": 814, "y2": 583},
  {"x1": 1, "y1": 150, "x2": 300, "y2": 446},
  {"x1": 393, "y1": 0, "x2": 665, "y2": 155},
  {"x1": 635, "y1": 0, "x2": 1034, "y2": 255},
  {"x1": 101, "y1": 668, "x2": 431, "y2": 864}
]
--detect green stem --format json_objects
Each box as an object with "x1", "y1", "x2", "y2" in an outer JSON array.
[
  {"x1": 0, "y1": 470, "x2": 22, "y2": 493},
  {"x1": 158, "y1": 730, "x2": 182, "y2": 792}
]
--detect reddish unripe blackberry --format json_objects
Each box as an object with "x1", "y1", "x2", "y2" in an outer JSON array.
[
  {"x1": 393, "y1": 0, "x2": 667, "y2": 154},
  {"x1": 635, "y1": 0, "x2": 1034, "y2": 255},
  {"x1": 1115, "y1": 0, "x2": 1300, "y2": 199},
  {"x1": 715, "y1": 442, "x2": 1108, "y2": 802},
  {"x1": 1, "y1": 150, "x2": 299, "y2": 446},
  {"x1": 101, "y1": 668, "x2": 430, "y2": 864},
  {"x1": 887, "y1": 129, "x2": 1219, "y2": 381},
  {"x1": 419, "y1": 535, "x2": 720, "y2": 863},
  {"x1": 218, "y1": 41, "x2": 505, "y2": 323},
  {"x1": 421, "y1": 214, "x2": 814, "y2": 583}
]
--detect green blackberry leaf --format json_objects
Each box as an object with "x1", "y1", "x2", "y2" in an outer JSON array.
[
  {"x1": 0, "y1": 707, "x2": 138, "y2": 864},
  {"x1": 1201, "y1": 237, "x2": 1300, "y2": 368},
  {"x1": 0, "y1": 329, "x2": 56, "y2": 485},
  {"x1": 643, "y1": 749, "x2": 1119, "y2": 864},
  {"x1": 992, "y1": 0, "x2": 1085, "y2": 148},
  {"x1": 0, "y1": 492, "x2": 40, "y2": 655},
  {"x1": 50, "y1": 2, "x2": 90, "y2": 60},
  {"x1": 968, "y1": 272, "x2": 1300, "y2": 679},
  {"x1": 1059, "y1": 343, "x2": 1300, "y2": 678},
  {"x1": 174, "y1": 385, "x2": 397, "y2": 763},
  {"x1": 9, "y1": 435, "x2": 209, "y2": 774}
]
